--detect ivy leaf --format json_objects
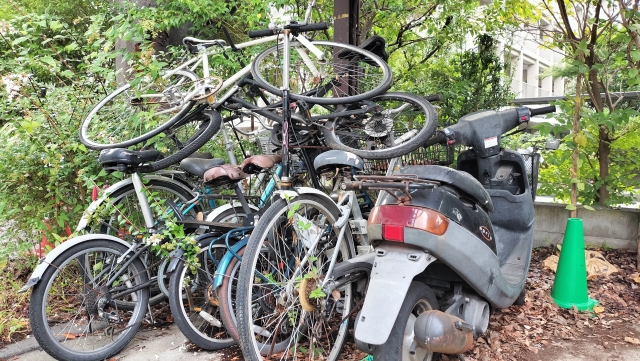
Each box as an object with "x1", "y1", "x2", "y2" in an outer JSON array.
[
  {"x1": 577, "y1": 182, "x2": 585, "y2": 191},
  {"x1": 565, "y1": 204, "x2": 577, "y2": 211},
  {"x1": 583, "y1": 205, "x2": 595, "y2": 211},
  {"x1": 631, "y1": 50, "x2": 640, "y2": 62},
  {"x1": 41, "y1": 56, "x2": 57, "y2": 68}
]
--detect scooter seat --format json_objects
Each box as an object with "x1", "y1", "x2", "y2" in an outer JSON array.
[
  {"x1": 180, "y1": 158, "x2": 226, "y2": 179},
  {"x1": 399, "y1": 165, "x2": 494, "y2": 212}
]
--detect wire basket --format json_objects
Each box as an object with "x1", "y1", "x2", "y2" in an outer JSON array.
[
  {"x1": 520, "y1": 152, "x2": 540, "y2": 200},
  {"x1": 361, "y1": 140, "x2": 455, "y2": 176}
]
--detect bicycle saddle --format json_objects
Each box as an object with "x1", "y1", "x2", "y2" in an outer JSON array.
[
  {"x1": 182, "y1": 37, "x2": 226, "y2": 54},
  {"x1": 203, "y1": 165, "x2": 248, "y2": 187},
  {"x1": 180, "y1": 158, "x2": 226, "y2": 179},
  {"x1": 98, "y1": 148, "x2": 163, "y2": 173},
  {"x1": 338, "y1": 36, "x2": 389, "y2": 64},
  {"x1": 240, "y1": 154, "x2": 282, "y2": 174}
]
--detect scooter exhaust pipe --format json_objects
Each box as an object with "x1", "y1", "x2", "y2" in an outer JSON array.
[{"x1": 413, "y1": 310, "x2": 474, "y2": 355}]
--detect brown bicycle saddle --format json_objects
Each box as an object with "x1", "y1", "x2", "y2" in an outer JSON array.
[
  {"x1": 240, "y1": 154, "x2": 282, "y2": 174},
  {"x1": 203, "y1": 164, "x2": 248, "y2": 187}
]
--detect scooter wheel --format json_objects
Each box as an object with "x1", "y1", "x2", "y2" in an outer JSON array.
[{"x1": 372, "y1": 282, "x2": 439, "y2": 361}]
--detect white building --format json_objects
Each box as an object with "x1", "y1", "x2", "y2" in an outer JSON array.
[{"x1": 499, "y1": 21, "x2": 565, "y2": 99}]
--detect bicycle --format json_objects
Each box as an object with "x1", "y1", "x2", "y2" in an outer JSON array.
[{"x1": 79, "y1": 1, "x2": 392, "y2": 150}]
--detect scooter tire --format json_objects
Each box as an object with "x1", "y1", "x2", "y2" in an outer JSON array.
[{"x1": 372, "y1": 281, "x2": 439, "y2": 361}]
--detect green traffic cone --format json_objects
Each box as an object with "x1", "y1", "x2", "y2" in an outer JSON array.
[{"x1": 551, "y1": 218, "x2": 598, "y2": 311}]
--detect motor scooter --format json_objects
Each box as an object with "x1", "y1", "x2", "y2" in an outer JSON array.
[{"x1": 339, "y1": 105, "x2": 557, "y2": 360}]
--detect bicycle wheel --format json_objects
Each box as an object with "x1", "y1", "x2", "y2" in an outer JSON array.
[
  {"x1": 322, "y1": 92, "x2": 438, "y2": 160},
  {"x1": 29, "y1": 239, "x2": 149, "y2": 361},
  {"x1": 252, "y1": 40, "x2": 392, "y2": 105},
  {"x1": 80, "y1": 70, "x2": 199, "y2": 150},
  {"x1": 168, "y1": 237, "x2": 236, "y2": 350},
  {"x1": 236, "y1": 194, "x2": 354, "y2": 361},
  {"x1": 138, "y1": 109, "x2": 222, "y2": 173},
  {"x1": 218, "y1": 245, "x2": 244, "y2": 343},
  {"x1": 88, "y1": 179, "x2": 204, "y2": 307}
]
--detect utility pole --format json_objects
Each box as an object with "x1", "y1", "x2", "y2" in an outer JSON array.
[
  {"x1": 333, "y1": 0, "x2": 359, "y2": 46},
  {"x1": 333, "y1": 0, "x2": 360, "y2": 96}
]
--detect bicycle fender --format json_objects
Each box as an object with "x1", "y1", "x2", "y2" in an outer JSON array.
[
  {"x1": 212, "y1": 237, "x2": 248, "y2": 289},
  {"x1": 75, "y1": 175, "x2": 196, "y2": 232},
  {"x1": 273, "y1": 187, "x2": 335, "y2": 205},
  {"x1": 18, "y1": 234, "x2": 132, "y2": 293},
  {"x1": 354, "y1": 243, "x2": 436, "y2": 345},
  {"x1": 205, "y1": 203, "x2": 259, "y2": 222},
  {"x1": 166, "y1": 248, "x2": 185, "y2": 274}
]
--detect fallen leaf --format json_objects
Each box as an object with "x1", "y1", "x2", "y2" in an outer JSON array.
[
  {"x1": 61, "y1": 333, "x2": 76, "y2": 340},
  {"x1": 593, "y1": 305, "x2": 605, "y2": 314},
  {"x1": 624, "y1": 337, "x2": 640, "y2": 345}
]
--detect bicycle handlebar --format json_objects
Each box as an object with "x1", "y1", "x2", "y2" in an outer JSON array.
[{"x1": 248, "y1": 22, "x2": 330, "y2": 38}]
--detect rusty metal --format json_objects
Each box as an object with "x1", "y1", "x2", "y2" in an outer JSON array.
[{"x1": 413, "y1": 310, "x2": 474, "y2": 355}]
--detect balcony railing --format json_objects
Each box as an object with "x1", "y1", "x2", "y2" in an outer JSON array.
[{"x1": 512, "y1": 80, "x2": 560, "y2": 98}]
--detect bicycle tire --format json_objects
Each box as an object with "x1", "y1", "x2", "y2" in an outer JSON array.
[
  {"x1": 322, "y1": 92, "x2": 438, "y2": 160},
  {"x1": 236, "y1": 194, "x2": 354, "y2": 361},
  {"x1": 252, "y1": 40, "x2": 392, "y2": 105},
  {"x1": 168, "y1": 238, "x2": 236, "y2": 350},
  {"x1": 80, "y1": 70, "x2": 199, "y2": 150},
  {"x1": 139, "y1": 109, "x2": 222, "y2": 173},
  {"x1": 87, "y1": 178, "x2": 204, "y2": 307},
  {"x1": 29, "y1": 239, "x2": 149, "y2": 361},
  {"x1": 218, "y1": 246, "x2": 244, "y2": 343}
]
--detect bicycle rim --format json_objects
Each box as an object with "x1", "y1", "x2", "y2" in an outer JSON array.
[
  {"x1": 168, "y1": 242, "x2": 235, "y2": 350},
  {"x1": 322, "y1": 92, "x2": 438, "y2": 160},
  {"x1": 29, "y1": 240, "x2": 149, "y2": 360},
  {"x1": 252, "y1": 41, "x2": 392, "y2": 105},
  {"x1": 237, "y1": 195, "x2": 353, "y2": 361},
  {"x1": 80, "y1": 70, "x2": 198, "y2": 150}
]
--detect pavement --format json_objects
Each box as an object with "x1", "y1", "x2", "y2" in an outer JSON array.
[
  {"x1": 0, "y1": 324, "x2": 228, "y2": 361},
  {"x1": 3, "y1": 324, "x2": 640, "y2": 361}
]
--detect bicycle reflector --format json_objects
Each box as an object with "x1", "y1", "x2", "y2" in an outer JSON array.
[{"x1": 368, "y1": 205, "x2": 449, "y2": 242}]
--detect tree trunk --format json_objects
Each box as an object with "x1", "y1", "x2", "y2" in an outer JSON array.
[
  {"x1": 598, "y1": 126, "x2": 610, "y2": 205},
  {"x1": 570, "y1": 74, "x2": 582, "y2": 219}
]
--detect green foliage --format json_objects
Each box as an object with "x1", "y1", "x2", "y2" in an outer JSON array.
[
  {"x1": 509, "y1": 103, "x2": 640, "y2": 206},
  {"x1": 424, "y1": 34, "x2": 514, "y2": 124}
]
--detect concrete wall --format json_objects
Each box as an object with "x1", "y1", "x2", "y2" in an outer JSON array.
[{"x1": 533, "y1": 202, "x2": 640, "y2": 250}]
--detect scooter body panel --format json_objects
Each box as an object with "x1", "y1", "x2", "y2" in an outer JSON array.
[
  {"x1": 354, "y1": 243, "x2": 436, "y2": 345},
  {"x1": 400, "y1": 221, "x2": 525, "y2": 308}
]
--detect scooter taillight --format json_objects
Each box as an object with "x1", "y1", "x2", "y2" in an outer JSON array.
[{"x1": 369, "y1": 205, "x2": 449, "y2": 242}]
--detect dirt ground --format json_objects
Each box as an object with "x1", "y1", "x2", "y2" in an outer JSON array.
[{"x1": 452, "y1": 247, "x2": 640, "y2": 361}]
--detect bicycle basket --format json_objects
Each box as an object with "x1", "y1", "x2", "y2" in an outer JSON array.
[{"x1": 361, "y1": 139, "x2": 455, "y2": 176}]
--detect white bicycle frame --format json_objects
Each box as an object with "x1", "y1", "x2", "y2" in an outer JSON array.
[{"x1": 136, "y1": 29, "x2": 328, "y2": 116}]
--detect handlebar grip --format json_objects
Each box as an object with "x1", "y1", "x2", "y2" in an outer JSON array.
[
  {"x1": 248, "y1": 28, "x2": 277, "y2": 38},
  {"x1": 299, "y1": 22, "x2": 329, "y2": 33},
  {"x1": 530, "y1": 105, "x2": 556, "y2": 116},
  {"x1": 424, "y1": 94, "x2": 443, "y2": 102},
  {"x1": 423, "y1": 131, "x2": 447, "y2": 147}
]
